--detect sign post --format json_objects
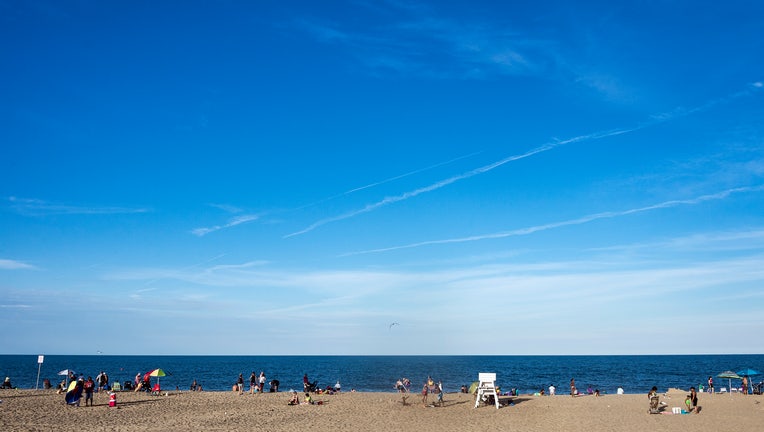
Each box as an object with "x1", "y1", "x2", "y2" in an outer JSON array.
[{"x1": 35, "y1": 355, "x2": 44, "y2": 390}]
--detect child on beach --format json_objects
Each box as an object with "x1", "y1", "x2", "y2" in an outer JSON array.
[{"x1": 288, "y1": 391, "x2": 299, "y2": 405}]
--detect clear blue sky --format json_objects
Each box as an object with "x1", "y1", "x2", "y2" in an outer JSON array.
[{"x1": 2, "y1": 0, "x2": 763, "y2": 355}]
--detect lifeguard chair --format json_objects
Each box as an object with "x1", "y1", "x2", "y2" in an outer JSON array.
[{"x1": 474, "y1": 372, "x2": 500, "y2": 409}]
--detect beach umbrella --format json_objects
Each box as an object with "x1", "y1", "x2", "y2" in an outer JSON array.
[
  {"x1": 149, "y1": 368, "x2": 166, "y2": 389},
  {"x1": 717, "y1": 370, "x2": 742, "y2": 395},
  {"x1": 468, "y1": 381, "x2": 479, "y2": 394},
  {"x1": 736, "y1": 368, "x2": 761, "y2": 394}
]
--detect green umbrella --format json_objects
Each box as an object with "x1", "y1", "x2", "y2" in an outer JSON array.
[{"x1": 717, "y1": 370, "x2": 742, "y2": 395}]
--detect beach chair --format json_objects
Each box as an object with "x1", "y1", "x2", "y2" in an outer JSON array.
[
  {"x1": 719, "y1": 387, "x2": 727, "y2": 393},
  {"x1": 111, "y1": 381, "x2": 121, "y2": 391},
  {"x1": 474, "y1": 373, "x2": 500, "y2": 409}
]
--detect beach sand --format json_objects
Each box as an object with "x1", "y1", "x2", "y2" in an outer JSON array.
[{"x1": 1, "y1": 388, "x2": 762, "y2": 431}]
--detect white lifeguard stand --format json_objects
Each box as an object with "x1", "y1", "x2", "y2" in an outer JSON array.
[{"x1": 474, "y1": 372, "x2": 500, "y2": 409}]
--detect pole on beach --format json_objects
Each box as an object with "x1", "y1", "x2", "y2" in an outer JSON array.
[{"x1": 35, "y1": 355, "x2": 44, "y2": 390}]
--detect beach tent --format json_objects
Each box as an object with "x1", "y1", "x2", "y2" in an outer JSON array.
[{"x1": 717, "y1": 370, "x2": 742, "y2": 395}]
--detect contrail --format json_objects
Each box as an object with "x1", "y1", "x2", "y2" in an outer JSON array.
[
  {"x1": 291, "y1": 151, "x2": 483, "y2": 212},
  {"x1": 285, "y1": 129, "x2": 631, "y2": 238},
  {"x1": 287, "y1": 82, "x2": 762, "y2": 238},
  {"x1": 342, "y1": 185, "x2": 764, "y2": 256}
]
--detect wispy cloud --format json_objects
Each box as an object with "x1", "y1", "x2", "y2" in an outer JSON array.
[
  {"x1": 287, "y1": 84, "x2": 761, "y2": 237},
  {"x1": 0, "y1": 258, "x2": 37, "y2": 270},
  {"x1": 588, "y1": 229, "x2": 764, "y2": 254},
  {"x1": 285, "y1": 128, "x2": 632, "y2": 238},
  {"x1": 6, "y1": 197, "x2": 149, "y2": 216},
  {"x1": 294, "y1": 8, "x2": 550, "y2": 79},
  {"x1": 345, "y1": 185, "x2": 764, "y2": 256},
  {"x1": 292, "y1": 151, "x2": 482, "y2": 212},
  {"x1": 191, "y1": 214, "x2": 259, "y2": 236}
]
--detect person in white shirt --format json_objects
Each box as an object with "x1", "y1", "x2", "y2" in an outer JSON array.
[{"x1": 549, "y1": 384, "x2": 556, "y2": 395}]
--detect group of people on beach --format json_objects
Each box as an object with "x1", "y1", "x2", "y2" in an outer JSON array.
[
  {"x1": 284, "y1": 373, "x2": 343, "y2": 406},
  {"x1": 233, "y1": 371, "x2": 279, "y2": 394},
  {"x1": 393, "y1": 376, "x2": 443, "y2": 407}
]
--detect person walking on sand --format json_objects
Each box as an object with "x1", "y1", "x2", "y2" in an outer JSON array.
[
  {"x1": 707, "y1": 376, "x2": 714, "y2": 394},
  {"x1": 237, "y1": 374, "x2": 244, "y2": 395},
  {"x1": 570, "y1": 378, "x2": 576, "y2": 396}
]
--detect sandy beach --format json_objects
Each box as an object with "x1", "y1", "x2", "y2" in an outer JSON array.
[{"x1": 1, "y1": 387, "x2": 762, "y2": 431}]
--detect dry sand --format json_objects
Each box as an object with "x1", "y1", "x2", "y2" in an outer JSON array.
[{"x1": 1, "y1": 387, "x2": 762, "y2": 431}]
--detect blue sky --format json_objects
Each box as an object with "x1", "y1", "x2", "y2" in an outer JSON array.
[{"x1": 1, "y1": 0, "x2": 763, "y2": 355}]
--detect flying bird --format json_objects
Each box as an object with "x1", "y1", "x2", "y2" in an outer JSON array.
[{"x1": 389, "y1": 322, "x2": 400, "y2": 330}]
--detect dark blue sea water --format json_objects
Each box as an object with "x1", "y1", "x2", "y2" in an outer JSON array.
[{"x1": 1, "y1": 355, "x2": 762, "y2": 395}]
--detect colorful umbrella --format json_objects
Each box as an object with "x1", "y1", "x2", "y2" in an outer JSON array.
[{"x1": 149, "y1": 368, "x2": 166, "y2": 390}]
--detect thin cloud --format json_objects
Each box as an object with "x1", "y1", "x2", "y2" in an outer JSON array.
[
  {"x1": 287, "y1": 84, "x2": 761, "y2": 237},
  {"x1": 285, "y1": 128, "x2": 632, "y2": 238},
  {"x1": 0, "y1": 258, "x2": 37, "y2": 270},
  {"x1": 191, "y1": 214, "x2": 259, "y2": 237},
  {"x1": 294, "y1": 10, "x2": 547, "y2": 79},
  {"x1": 293, "y1": 151, "x2": 482, "y2": 211},
  {"x1": 208, "y1": 203, "x2": 244, "y2": 214},
  {"x1": 345, "y1": 185, "x2": 764, "y2": 256},
  {"x1": 6, "y1": 197, "x2": 149, "y2": 216}
]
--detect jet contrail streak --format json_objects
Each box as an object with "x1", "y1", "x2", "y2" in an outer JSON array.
[
  {"x1": 288, "y1": 83, "x2": 761, "y2": 238},
  {"x1": 342, "y1": 185, "x2": 764, "y2": 256}
]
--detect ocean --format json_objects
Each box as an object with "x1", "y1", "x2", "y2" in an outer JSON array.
[{"x1": 2, "y1": 354, "x2": 762, "y2": 395}]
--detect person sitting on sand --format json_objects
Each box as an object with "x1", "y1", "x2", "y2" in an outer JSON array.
[
  {"x1": 684, "y1": 395, "x2": 694, "y2": 413},
  {"x1": 648, "y1": 386, "x2": 658, "y2": 399},
  {"x1": 2, "y1": 377, "x2": 13, "y2": 389},
  {"x1": 288, "y1": 391, "x2": 299, "y2": 405}
]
